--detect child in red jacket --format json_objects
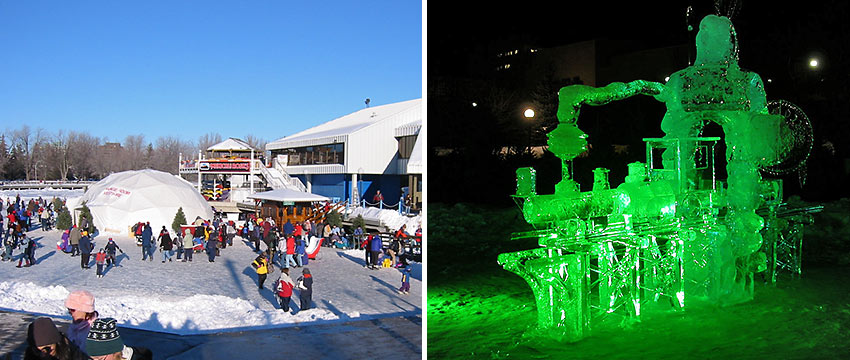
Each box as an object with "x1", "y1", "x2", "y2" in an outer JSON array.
[
  {"x1": 276, "y1": 268, "x2": 295, "y2": 312},
  {"x1": 95, "y1": 249, "x2": 107, "y2": 278}
]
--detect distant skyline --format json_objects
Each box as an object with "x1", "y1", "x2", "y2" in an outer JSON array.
[{"x1": 0, "y1": 1, "x2": 422, "y2": 145}]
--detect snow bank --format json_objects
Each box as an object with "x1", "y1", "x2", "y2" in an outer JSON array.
[{"x1": 346, "y1": 207, "x2": 421, "y2": 232}]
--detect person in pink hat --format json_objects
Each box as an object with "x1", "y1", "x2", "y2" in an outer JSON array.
[{"x1": 64, "y1": 290, "x2": 98, "y2": 352}]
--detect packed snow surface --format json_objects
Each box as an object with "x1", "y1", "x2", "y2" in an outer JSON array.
[{"x1": 0, "y1": 189, "x2": 421, "y2": 335}]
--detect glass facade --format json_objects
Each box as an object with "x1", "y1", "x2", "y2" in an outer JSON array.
[{"x1": 280, "y1": 143, "x2": 345, "y2": 166}]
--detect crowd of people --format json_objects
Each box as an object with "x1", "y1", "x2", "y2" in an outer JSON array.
[
  {"x1": 2, "y1": 195, "x2": 57, "y2": 268},
  {"x1": 4, "y1": 194, "x2": 421, "y2": 356}
]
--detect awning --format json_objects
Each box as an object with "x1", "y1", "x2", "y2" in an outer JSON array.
[
  {"x1": 247, "y1": 189, "x2": 330, "y2": 203},
  {"x1": 207, "y1": 138, "x2": 258, "y2": 152}
]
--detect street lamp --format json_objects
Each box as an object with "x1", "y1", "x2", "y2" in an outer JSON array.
[
  {"x1": 524, "y1": 108, "x2": 535, "y2": 119},
  {"x1": 809, "y1": 58, "x2": 819, "y2": 68}
]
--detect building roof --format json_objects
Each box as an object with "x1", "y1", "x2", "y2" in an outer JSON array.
[
  {"x1": 394, "y1": 119, "x2": 421, "y2": 137},
  {"x1": 267, "y1": 99, "x2": 421, "y2": 149},
  {"x1": 247, "y1": 188, "x2": 330, "y2": 203},
  {"x1": 207, "y1": 138, "x2": 257, "y2": 152}
]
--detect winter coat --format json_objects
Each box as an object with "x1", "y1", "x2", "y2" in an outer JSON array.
[
  {"x1": 23, "y1": 335, "x2": 89, "y2": 360},
  {"x1": 370, "y1": 235, "x2": 383, "y2": 252},
  {"x1": 69, "y1": 227, "x2": 82, "y2": 245},
  {"x1": 252, "y1": 256, "x2": 269, "y2": 275},
  {"x1": 298, "y1": 274, "x2": 313, "y2": 297},
  {"x1": 206, "y1": 238, "x2": 217, "y2": 253},
  {"x1": 286, "y1": 236, "x2": 295, "y2": 255},
  {"x1": 66, "y1": 315, "x2": 97, "y2": 352},
  {"x1": 193, "y1": 225, "x2": 205, "y2": 239},
  {"x1": 79, "y1": 236, "x2": 92, "y2": 255},
  {"x1": 141, "y1": 226, "x2": 153, "y2": 247},
  {"x1": 105, "y1": 240, "x2": 122, "y2": 255},
  {"x1": 95, "y1": 252, "x2": 106, "y2": 264},
  {"x1": 159, "y1": 231, "x2": 173, "y2": 250},
  {"x1": 295, "y1": 238, "x2": 306, "y2": 255},
  {"x1": 390, "y1": 238, "x2": 402, "y2": 253},
  {"x1": 277, "y1": 273, "x2": 294, "y2": 298},
  {"x1": 283, "y1": 221, "x2": 294, "y2": 235},
  {"x1": 173, "y1": 236, "x2": 184, "y2": 250},
  {"x1": 261, "y1": 221, "x2": 271, "y2": 239},
  {"x1": 24, "y1": 238, "x2": 36, "y2": 257}
]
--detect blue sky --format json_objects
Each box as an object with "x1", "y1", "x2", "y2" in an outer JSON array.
[{"x1": 0, "y1": 1, "x2": 422, "y2": 144}]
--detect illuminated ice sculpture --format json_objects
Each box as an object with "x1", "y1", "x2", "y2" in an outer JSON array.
[{"x1": 498, "y1": 15, "x2": 820, "y2": 341}]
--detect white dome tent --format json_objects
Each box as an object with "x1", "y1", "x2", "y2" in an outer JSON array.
[{"x1": 77, "y1": 169, "x2": 214, "y2": 235}]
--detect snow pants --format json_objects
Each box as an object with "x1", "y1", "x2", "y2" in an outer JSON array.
[
  {"x1": 182, "y1": 248, "x2": 193, "y2": 261},
  {"x1": 2, "y1": 244, "x2": 12, "y2": 261},
  {"x1": 300, "y1": 291, "x2": 311, "y2": 310},
  {"x1": 258, "y1": 273, "x2": 267, "y2": 289},
  {"x1": 278, "y1": 296, "x2": 291, "y2": 311}
]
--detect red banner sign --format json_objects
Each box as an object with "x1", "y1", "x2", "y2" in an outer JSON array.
[{"x1": 199, "y1": 161, "x2": 251, "y2": 172}]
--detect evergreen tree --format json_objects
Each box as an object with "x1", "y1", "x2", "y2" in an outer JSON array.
[
  {"x1": 172, "y1": 207, "x2": 187, "y2": 234},
  {"x1": 352, "y1": 214, "x2": 366, "y2": 230},
  {"x1": 51, "y1": 197, "x2": 64, "y2": 212},
  {"x1": 326, "y1": 209, "x2": 342, "y2": 228},
  {"x1": 78, "y1": 202, "x2": 96, "y2": 234},
  {"x1": 56, "y1": 205, "x2": 72, "y2": 230}
]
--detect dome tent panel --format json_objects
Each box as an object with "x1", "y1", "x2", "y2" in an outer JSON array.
[{"x1": 79, "y1": 169, "x2": 214, "y2": 235}]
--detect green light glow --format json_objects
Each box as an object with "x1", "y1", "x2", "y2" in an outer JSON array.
[{"x1": 499, "y1": 15, "x2": 820, "y2": 341}]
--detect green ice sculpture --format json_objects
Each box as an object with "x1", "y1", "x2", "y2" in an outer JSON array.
[{"x1": 498, "y1": 15, "x2": 820, "y2": 342}]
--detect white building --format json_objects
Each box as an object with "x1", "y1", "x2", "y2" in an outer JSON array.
[{"x1": 266, "y1": 99, "x2": 422, "y2": 209}]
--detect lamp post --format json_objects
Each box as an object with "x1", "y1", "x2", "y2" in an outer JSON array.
[{"x1": 524, "y1": 107, "x2": 536, "y2": 155}]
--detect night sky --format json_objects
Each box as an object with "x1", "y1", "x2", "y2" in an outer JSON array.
[{"x1": 429, "y1": 1, "x2": 850, "y2": 202}]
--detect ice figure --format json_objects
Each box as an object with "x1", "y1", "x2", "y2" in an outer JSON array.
[{"x1": 498, "y1": 15, "x2": 819, "y2": 342}]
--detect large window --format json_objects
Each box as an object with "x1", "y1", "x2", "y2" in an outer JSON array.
[{"x1": 283, "y1": 143, "x2": 345, "y2": 166}]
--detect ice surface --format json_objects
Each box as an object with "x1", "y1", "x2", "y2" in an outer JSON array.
[{"x1": 0, "y1": 189, "x2": 421, "y2": 335}]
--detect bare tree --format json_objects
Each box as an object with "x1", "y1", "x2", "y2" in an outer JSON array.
[
  {"x1": 151, "y1": 135, "x2": 193, "y2": 173},
  {"x1": 243, "y1": 135, "x2": 268, "y2": 158},
  {"x1": 11, "y1": 125, "x2": 47, "y2": 180},
  {"x1": 70, "y1": 133, "x2": 102, "y2": 179},
  {"x1": 0, "y1": 134, "x2": 9, "y2": 179},
  {"x1": 122, "y1": 134, "x2": 147, "y2": 171},
  {"x1": 198, "y1": 133, "x2": 222, "y2": 158},
  {"x1": 52, "y1": 130, "x2": 72, "y2": 181}
]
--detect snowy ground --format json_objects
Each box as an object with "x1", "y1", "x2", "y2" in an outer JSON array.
[
  {"x1": 0, "y1": 189, "x2": 421, "y2": 335},
  {"x1": 427, "y1": 201, "x2": 850, "y2": 359}
]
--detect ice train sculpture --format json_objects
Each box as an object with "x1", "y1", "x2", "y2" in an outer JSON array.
[{"x1": 498, "y1": 15, "x2": 821, "y2": 341}]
